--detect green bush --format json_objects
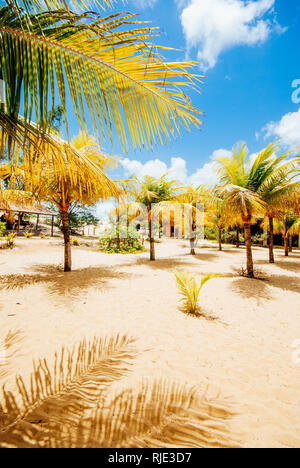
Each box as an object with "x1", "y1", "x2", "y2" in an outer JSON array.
[
  {"x1": 0, "y1": 222, "x2": 6, "y2": 237},
  {"x1": 222, "y1": 231, "x2": 245, "y2": 245},
  {"x1": 251, "y1": 233, "x2": 268, "y2": 246},
  {"x1": 4, "y1": 233, "x2": 16, "y2": 249},
  {"x1": 99, "y1": 226, "x2": 145, "y2": 254}
]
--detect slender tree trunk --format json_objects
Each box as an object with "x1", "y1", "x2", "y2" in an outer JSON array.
[
  {"x1": 269, "y1": 216, "x2": 274, "y2": 264},
  {"x1": 236, "y1": 227, "x2": 240, "y2": 248},
  {"x1": 190, "y1": 238, "x2": 196, "y2": 255},
  {"x1": 244, "y1": 222, "x2": 254, "y2": 278},
  {"x1": 148, "y1": 212, "x2": 155, "y2": 261},
  {"x1": 60, "y1": 207, "x2": 72, "y2": 272},
  {"x1": 284, "y1": 236, "x2": 289, "y2": 257},
  {"x1": 289, "y1": 235, "x2": 293, "y2": 253},
  {"x1": 218, "y1": 228, "x2": 222, "y2": 251},
  {"x1": 190, "y1": 218, "x2": 196, "y2": 255}
]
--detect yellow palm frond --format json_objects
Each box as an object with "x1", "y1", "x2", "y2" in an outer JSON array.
[
  {"x1": 1, "y1": 9, "x2": 203, "y2": 153},
  {"x1": 175, "y1": 270, "x2": 220, "y2": 315}
]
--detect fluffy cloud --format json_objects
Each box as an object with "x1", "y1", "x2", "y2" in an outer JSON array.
[
  {"x1": 178, "y1": 0, "x2": 284, "y2": 71},
  {"x1": 120, "y1": 149, "x2": 231, "y2": 187},
  {"x1": 262, "y1": 108, "x2": 300, "y2": 148}
]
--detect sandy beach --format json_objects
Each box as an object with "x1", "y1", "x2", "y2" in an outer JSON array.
[{"x1": 0, "y1": 237, "x2": 300, "y2": 448}]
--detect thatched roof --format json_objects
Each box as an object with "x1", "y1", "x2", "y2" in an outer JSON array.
[{"x1": 0, "y1": 201, "x2": 56, "y2": 217}]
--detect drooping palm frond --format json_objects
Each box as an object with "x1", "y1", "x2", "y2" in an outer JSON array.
[
  {"x1": 0, "y1": 115, "x2": 124, "y2": 202},
  {"x1": 0, "y1": 188, "x2": 33, "y2": 210},
  {"x1": 71, "y1": 131, "x2": 119, "y2": 171},
  {"x1": 0, "y1": 4, "x2": 203, "y2": 155},
  {"x1": 175, "y1": 270, "x2": 220, "y2": 315},
  {"x1": 0, "y1": 334, "x2": 137, "y2": 448},
  {"x1": 216, "y1": 184, "x2": 266, "y2": 222}
]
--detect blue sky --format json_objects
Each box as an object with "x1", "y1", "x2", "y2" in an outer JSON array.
[{"x1": 73, "y1": 0, "x2": 300, "y2": 215}]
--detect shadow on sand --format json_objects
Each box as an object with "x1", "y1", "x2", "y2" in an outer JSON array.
[
  {"x1": 231, "y1": 277, "x2": 274, "y2": 302},
  {"x1": 231, "y1": 271, "x2": 300, "y2": 300},
  {"x1": 133, "y1": 256, "x2": 195, "y2": 270},
  {"x1": 0, "y1": 264, "x2": 134, "y2": 298}
]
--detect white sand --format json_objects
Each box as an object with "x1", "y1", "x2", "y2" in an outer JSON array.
[{"x1": 0, "y1": 237, "x2": 300, "y2": 447}]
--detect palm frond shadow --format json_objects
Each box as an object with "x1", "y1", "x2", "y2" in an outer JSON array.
[
  {"x1": 0, "y1": 265, "x2": 133, "y2": 297},
  {"x1": 0, "y1": 334, "x2": 137, "y2": 447},
  {"x1": 0, "y1": 330, "x2": 23, "y2": 380},
  {"x1": 0, "y1": 334, "x2": 240, "y2": 448}
]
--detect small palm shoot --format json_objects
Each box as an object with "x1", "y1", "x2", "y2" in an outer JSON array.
[{"x1": 175, "y1": 271, "x2": 220, "y2": 315}]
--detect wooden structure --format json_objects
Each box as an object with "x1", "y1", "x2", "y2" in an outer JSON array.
[{"x1": 0, "y1": 202, "x2": 57, "y2": 236}]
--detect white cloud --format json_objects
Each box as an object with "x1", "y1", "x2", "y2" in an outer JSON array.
[
  {"x1": 95, "y1": 200, "x2": 115, "y2": 220},
  {"x1": 262, "y1": 108, "x2": 300, "y2": 148},
  {"x1": 178, "y1": 0, "x2": 284, "y2": 71},
  {"x1": 120, "y1": 149, "x2": 232, "y2": 187}
]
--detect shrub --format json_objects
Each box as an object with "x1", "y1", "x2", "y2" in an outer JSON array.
[
  {"x1": 175, "y1": 270, "x2": 220, "y2": 315},
  {"x1": 221, "y1": 231, "x2": 245, "y2": 245},
  {"x1": 24, "y1": 232, "x2": 34, "y2": 239},
  {"x1": 99, "y1": 227, "x2": 145, "y2": 254},
  {"x1": 71, "y1": 237, "x2": 80, "y2": 246},
  {"x1": 0, "y1": 222, "x2": 6, "y2": 237},
  {"x1": 4, "y1": 233, "x2": 16, "y2": 249},
  {"x1": 40, "y1": 234, "x2": 46, "y2": 239},
  {"x1": 251, "y1": 233, "x2": 268, "y2": 246}
]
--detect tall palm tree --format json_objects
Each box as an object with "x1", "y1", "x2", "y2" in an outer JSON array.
[
  {"x1": 0, "y1": 0, "x2": 202, "y2": 178},
  {"x1": 258, "y1": 157, "x2": 299, "y2": 263},
  {"x1": 214, "y1": 143, "x2": 287, "y2": 277},
  {"x1": 130, "y1": 175, "x2": 181, "y2": 261},
  {"x1": 29, "y1": 133, "x2": 122, "y2": 271}
]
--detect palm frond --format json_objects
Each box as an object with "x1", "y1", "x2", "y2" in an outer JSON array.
[
  {"x1": 217, "y1": 184, "x2": 266, "y2": 222},
  {"x1": 0, "y1": 114, "x2": 124, "y2": 202},
  {"x1": 0, "y1": 9, "x2": 202, "y2": 151},
  {"x1": 175, "y1": 270, "x2": 219, "y2": 315}
]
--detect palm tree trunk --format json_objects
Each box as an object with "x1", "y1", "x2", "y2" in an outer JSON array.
[
  {"x1": 190, "y1": 238, "x2": 196, "y2": 255},
  {"x1": 284, "y1": 236, "x2": 289, "y2": 257},
  {"x1": 236, "y1": 227, "x2": 240, "y2": 248},
  {"x1": 60, "y1": 207, "x2": 72, "y2": 272},
  {"x1": 244, "y1": 222, "x2": 254, "y2": 278},
  {"x1": 190, "y1": 218, "x2": 196, "y2": 255},
  {"x1": 148, "y1": 213, "x2": 155, "y2": 261},
  {"x1": 218, "y1": 228, "x2": 222, "y2": 251},
  {"x1": 268, "y1": 216, "x2": 274, "y2": 264}
]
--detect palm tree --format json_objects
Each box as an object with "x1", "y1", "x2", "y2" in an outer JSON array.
[
  {"x1": 257, "y1": 157, "x2": 299, "y2": 263},
  {"x1": 205, "y1": 193, "x2": 230, "y2": 252},
  {"x1": 214, "y1": 143, "x2": 287, "y2": 277},
  {"x1": 26, "y1": 133, "x2": 123, "y2": 271},
  {"x1": 0, "y1": 0, "x2": 202, "y2": 178},
  {"x1": 272, "y1": 215, "x2": 300, "y2": 257},
  {"x1": 130, "y1": 175, "x2": 181, "y2": 261}
]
